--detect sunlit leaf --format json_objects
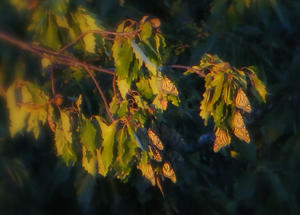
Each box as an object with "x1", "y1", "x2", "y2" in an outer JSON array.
[
  {"x1": 131, "y1": 40, "x2": 157, "y2": 75},
  {"x1": 6, "y1": 82, "x2": 29, "y2": 137},
  {"x1": 116, "y1": 78, "x2": 131, "y2": 99},
  {"x1": 112, "y1": 39, "x2": 133, "y2": 78},
  {"x1": 82, "y1": 145, "x2": 97, "y2": 175},
  {"x1": 95, "y1": 118, "x2": 117, "y2": 176},
  {"x1": 80, "y1": 116, "x2": 97, "y2": 151}
]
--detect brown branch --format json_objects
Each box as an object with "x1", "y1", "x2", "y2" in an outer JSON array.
[
  {"x1": 0, "y1": 30, "x2": 114, "y2": 121},
  {"x1": 168, "y1": 65, "x2": 206, "y2": 77},
  {"x1": 0, "y1": 31, "x2": 114, "y2": 75},
  {"x1": 57, "y1": 29, "x2": 138, "y2": 54},
  {"x1": 50, "y1": 64, "x2": 56, "y2": 96}
]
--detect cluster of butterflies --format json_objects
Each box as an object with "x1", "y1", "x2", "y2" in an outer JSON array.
[
  {"x1": 142, "y1": 128, "x2": 177, "y2": 194},
  {"x1": 213, "y1": 88, "x2": 251, "y2": 152}
]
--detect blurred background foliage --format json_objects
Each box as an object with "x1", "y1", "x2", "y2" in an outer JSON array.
[{"x1": 0, "y1": 0, "x2": 300, "y2": 214}]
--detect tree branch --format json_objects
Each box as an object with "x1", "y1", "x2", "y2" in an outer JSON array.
[
  {"x1": 0, "y1": 31, "x2": 115, "y2": 75},
  {"x1": 168, "y1": 65, "x2": 206, "y2": 77}
]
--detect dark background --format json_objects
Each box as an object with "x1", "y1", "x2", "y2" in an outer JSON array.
[{"x1": 0, "y1": 0, "x2": 300, "y2": 214}]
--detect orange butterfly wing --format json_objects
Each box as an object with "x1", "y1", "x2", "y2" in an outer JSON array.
[
  {"x1": 235, "y1": 88, "x2": 251, "y2": 113},
  {"x1": 162, "y1": 76, "x2": 179, "y2": 96},
  {"x1": 232, "y1": 111, "x2": 250, "y2": 143},
  {"x1": 162, "y1": 162, "x2": 177, "y2": 183},
  {"x1": 148, "y1": 129, "x2": 164, "y2": 150},
  {"x1": 213, "y1": 128, "x2": 231, "y2": 152}
]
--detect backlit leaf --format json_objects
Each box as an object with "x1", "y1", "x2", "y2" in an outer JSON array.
[
  {"x1": 131, "y1": 40, "x2": 157, "y2": 75},
  {"x1": 112, "y1": 39, "x2": 133, "y2": 78},
  {"x1": 117, "y1": 78, "x2": 131, "y2": 99},
  {"x1": 6, "y1": 82, "x2": 29, "y2": 137},
  {"x1": 96, "y1": 118, "x2": 117, "y2": 176},
  {"x1": 80, "y1": 116, "x2": 97, "y2": 151},
  {"x1": 82, "y1": 145, "x2": 97, "y2": 175}
]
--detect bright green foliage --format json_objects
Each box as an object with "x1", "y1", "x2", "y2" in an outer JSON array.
[
  {"x1": 96, "y1": 118, "x2": 117, "y2": 176},
  {"x1": 6, "y1": 80, "x2": 48, "y2": 139},
  {"x1": 79, "y1": 116, "x2": 97, "y2": 151},
  {"x1": 55, "y1": 111, "x2": 77, "y2": 165}
]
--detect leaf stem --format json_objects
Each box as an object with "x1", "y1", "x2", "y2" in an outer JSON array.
[{"x1": 168, "y1": 65, "x2": 206, "y2": 77}]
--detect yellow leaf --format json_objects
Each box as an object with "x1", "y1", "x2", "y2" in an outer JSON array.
[
  {"x1": 73, "y1": 7, "x2": 103, "y2": 53},
  {"x1": 117, "y1": 79, "x2": 131, "y2": 99},
  {"x1": 6, "y1": 82, "x2": 29, "y2": 137},
  {"x1": 95, "y1": 117, "x2": 117, "y2": 176},
  {"x1": 60, "y1": 110, "x2": 72, "y2": 143},
  {"x1": 130, "y1": 40, "x2": 158, "y2": 75},
  {"x1": 82, "y1": 145, "x2": 97, "y2": 175}
]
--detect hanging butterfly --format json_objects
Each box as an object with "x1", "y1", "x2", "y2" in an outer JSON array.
[
  {"x1": 213, "y1": 128, "x2": 231, "y2": 152},
  {"x1": 235, "y1": 88, "x2": 251, "y2": 113},
  {"x1": 162, "y1": 162, "x2": 177, "y2": 183},
  {"x1": 144, "y1": 163, "x2": 156, "y2": 186},
  {"x1": 232, "y1": 111, "x2": 250, "y2": 143},
  {"x1": 161, "y1": 76, "x2": 179, "y2": 96},
  {"x1": 148, "y1": 145, "x2": 163, "y2": 162},
  {"x1": 148, "y1": 129, "x2": 164, "y2": 150}
]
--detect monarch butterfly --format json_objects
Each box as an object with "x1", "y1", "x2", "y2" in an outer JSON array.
[
  {"x1": 148, "y1": 129, "x2": 164, "y2": 150},
  {"x1": 235, "y1": 88, "x2": 251, "y2": 113},
  {"x1": 148, "y1": 145, "x2": 163, "y2": 162},
  {"x1": 232, "y1": 111, "x2": 250, "y2": 143},
  {"x1": 144, "y1": 163, "x2": 156, "y2": 186},
  {"x1": 213, "y1": 128, "x2": 231, "y2": 152},
  {"x1": 162, "y1": 162, "x2": 176, "y2": 183},
  {"x1": 162, "y1": 76, "x2": 179, "y2": 96}
]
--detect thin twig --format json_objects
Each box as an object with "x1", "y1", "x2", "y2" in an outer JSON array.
[
  {"x1": 57, "y1": 29, "x2": 138, "y2": 53},
  {"x1": 83, "y1": 67, "x2": 114, "y2": 122},
  {"x1": 0, "y1": 31, "x2": 115, "y2": 75},
  {"x1": 50, "y1": 64, "x2": 56, "y2": 96},
  {"x1": 168, "y1": 65, "x2": 206, "y2": 77}
]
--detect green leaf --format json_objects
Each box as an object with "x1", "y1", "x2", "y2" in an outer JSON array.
[
  {"x1": 209, "y1": 71, "x2": 225, "y2": 105},
  {"x1": 140, "y1": 22, "x2": 153, "y2": 43},
  {"x1": 112, "y1": 39, "x2": 133, "y2": 78},
  {"x1": 248, "y1": 72, "x2": 267, "y2": 102},
  {"x1": 80, "y1": 116, "x2": 97, "y2": 151},
  {"x1": 213, "y1": 101, "x2": 225, "y2": 126},
  {"x1": 154, "y1": 33, "x2": 166, "y2": 53},
  {"x1": 136, "y1": 77, "x2": 154, "y2": 100},
  {"x1": 43, "y1": 16, "x2": 61, "y2": 50},
  {"x1": 60, "y1": 110, "x2": 72, "y2": 143},
  {"x1": 222, "y1": 79, "x2": 233, "y2": 105},
  {"x1": 55, "y1": 112, "x2": 77, "y2": 165},
  {"x1": 200, "y1": 88, "x2": 213, "y2": 125},
  {"x1": 55, "y1": 125, "x2": 77, "y2": 165},
  {"x1": 114, "y1": 126, "x2": 137, "y2": 179},
  {"x1": 82, "y1": 145, "x2": 97, "y2": 175},
  {"x1": 109, "y1": 95, "x2": 120, "y2": 116},
  {"x1": 6, "y1": 82, "x2": 29, "y2": 137},
  {"x1": 73, "y1": 6, "x2": 103, "y2": 53},
  {"x1": 117, "y1": 100, "x2": 129, "y2": 117},
  {"x1": 117, "y1": 78, "x2": 131, "y2": 99},
  {"x1": 149, "y1": 75, "x2": 163, "y2": 95},
  {"x1": 131, "y1": 40, "x2": 157, "y2": 75},
  {"x1": 167, "y1": 94, "x2": 180, "y2": 107},
  {"x1": 95, "y1": 118, "x2": 117, "y2": 176}
]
